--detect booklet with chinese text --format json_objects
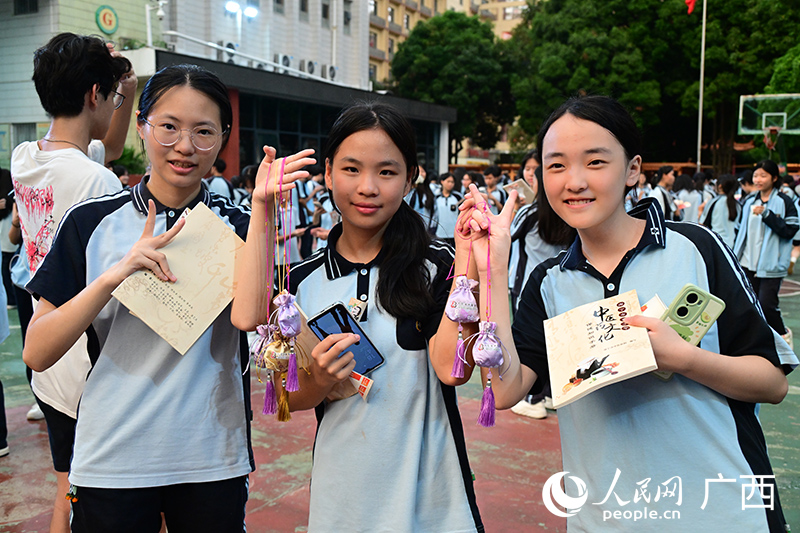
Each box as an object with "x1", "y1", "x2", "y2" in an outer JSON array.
[
  {"x1": 112, "y1": 203, "x2": 244, "y2": 354},
  {"x1": 543, "y1": 290, "x2": 657, "y2": 408}
]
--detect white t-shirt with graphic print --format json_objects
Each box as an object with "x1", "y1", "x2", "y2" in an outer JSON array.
[{"x1": 11, "y1": 139, "x2": 121, "y2": 417}]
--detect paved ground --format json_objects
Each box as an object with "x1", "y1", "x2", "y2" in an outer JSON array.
[{"x1": 1, "y1": 278, "x2": 799, "y2": 532}]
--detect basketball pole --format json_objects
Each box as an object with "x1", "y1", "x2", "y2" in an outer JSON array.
[{"x1": 695, "y1": 0, "x2": 708, "y2": 172}]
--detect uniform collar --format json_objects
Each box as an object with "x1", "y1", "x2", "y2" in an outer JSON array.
[
  {"x1": 560, "y1": 197, "x2": 667, "y2": 270},
  {"x1": 130, "y1": 176, "x2": 211, "y2": 216},
  {"x1": 323, "y1": 223, "x2": 386, "y2": 280}
]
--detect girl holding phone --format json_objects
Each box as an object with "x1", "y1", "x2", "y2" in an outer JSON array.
[
  {"x1": 232, "y1": 102, "x2": 483, "y2": 532},
  {"x1": 460, "y1": 95, "x2": 795, "y2": 532}
]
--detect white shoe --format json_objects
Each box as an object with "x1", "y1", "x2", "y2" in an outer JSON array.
[
  {"x1": 543, "y1": 396, "x2": 554, "y2": 410},
  {"x1": 782, "y1": 328, "x2": 794, "y2": 350},
  {"x1": 0, "y1": 446, "x2": 8, "y2": 458},
  {"x1": 26, "y1": 403, "x2": 44, "y2": 421},
  {"x1": 511, "y1": 399, "x2": 548, "y2": 419}
]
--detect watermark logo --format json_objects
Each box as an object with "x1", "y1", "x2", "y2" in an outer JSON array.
[{"x1": 542, "y1": 471, "x2": 588, "y2": 517}]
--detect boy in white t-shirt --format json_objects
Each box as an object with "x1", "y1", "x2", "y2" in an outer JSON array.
[{"x1": 10, "y1": 32, "x2": 135, "y2": 533}]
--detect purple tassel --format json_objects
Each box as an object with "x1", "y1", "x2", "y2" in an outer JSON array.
[
  {"x1": 451, "y1": 329, "x2": 466, "y2": 378},
  {"x1": 478, "y1": 374, "x2": 496, "y2": 427},
  {"x1": 285, "y1": 351, "x2": 300, "y2": 392},
  {"x1": 263, "y1": 375, "x2": 277, "y2": 415}
]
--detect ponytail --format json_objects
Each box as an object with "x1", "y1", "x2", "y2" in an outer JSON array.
[
  {"x1": 719, "y1": 174, "x2": 739, "y2": 222},
  {"x1": 377, "y1": 201, "x2": 435, "y2": 319}
]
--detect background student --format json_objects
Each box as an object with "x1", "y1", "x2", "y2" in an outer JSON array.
[
  {"x1": 10, "y1": 32, "x2": 134, "y2": 533},
  {"x1": 733, "y1": 159, "x2": 799, "y2": 344},
  {"x1": 701, "y1": 173, "x2": 741, "y2": 248}
]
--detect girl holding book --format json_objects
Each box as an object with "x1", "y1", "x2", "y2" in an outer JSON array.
[
  {"x1": 460, "y1": 95, "x2": 795, "y2": 532},
  {"x1": 22, "y1": 64, "x2": 312, "y2": 532},
  {"x1": 232, "y1": 102, "x2": 484, "y2": 532}
]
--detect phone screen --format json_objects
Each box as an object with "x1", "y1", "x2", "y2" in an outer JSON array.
[{"x1": 307, "y1": 304, "x2": 385, "y2": 375}]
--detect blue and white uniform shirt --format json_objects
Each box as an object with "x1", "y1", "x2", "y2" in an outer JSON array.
[
  {"x1": 513, "y1": 198, "x2": 796, "y2": 533},
  {"x1": 288, "y1": 225, "x2": 483, "y2": 532}
]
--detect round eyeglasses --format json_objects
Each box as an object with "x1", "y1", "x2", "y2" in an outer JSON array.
[{"x1": 141, "y1": 118, "x2": 226, "y2": 151}]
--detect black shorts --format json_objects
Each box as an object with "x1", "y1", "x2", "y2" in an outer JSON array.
[
  {"x1": 70, "y1": 476, "x2": 248, "y2": 533},
  {"x1": 35, "y1": 395, "x2": 77, "y2": 473}
]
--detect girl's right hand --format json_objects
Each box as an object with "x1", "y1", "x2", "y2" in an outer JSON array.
[
  {"x1": 309, "y1": 332, "x2": 359, "y2": 387},
  {"x1": 458, "y1": 184, "x2": 517, "y2": 274},
  {"x1": 252, "y1": 146, "x2": 316, "y2": 207},
  {"x1": 110, "y1": 199, "x2": 184, "y2": 284}
]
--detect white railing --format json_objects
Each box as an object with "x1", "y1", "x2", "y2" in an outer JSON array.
[{"x1": 161, "y1": 31, "x2": 346, "y2": 88}]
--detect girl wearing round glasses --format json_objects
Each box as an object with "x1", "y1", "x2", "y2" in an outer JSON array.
[{"x1": 23, "y1": 64, "x2": 313, "y2": 531}]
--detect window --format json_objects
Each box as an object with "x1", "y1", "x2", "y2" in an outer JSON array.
[
  {"x1": 300, "y1": 0, "x2": 308, "y2": 13},
  {"x1": 274, "y1": 0, "x2": 284, "y2": 15},
  {"x1": 343, "y1": 0, "x2": 353, "y2": 35},
  {"x1": 388, "y1": 38, "x2": 395, "y2": 55},
  {"x1": 369, "y1": 32, "x2": 378, "y2": 49},
  {"x1": 321, "y1": 0, "x2": 330, "y2": 27},
  {"x1": 369, "y1": 0, "x2": 378, "y2": 16},
  {"x1": 369, "y1": 64, "x2": 377, "y2": 82},
  {"x1": 387, "y1": 6, "x2": 394, "y2": 23},
  {"x1": 14, "y1": 0, "x2": 37, "y2": 15},
  {"x1": 403, "y1": 13, "x2": 410, "y2": 30}
]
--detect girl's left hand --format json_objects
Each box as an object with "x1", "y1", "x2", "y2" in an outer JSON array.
[
  {"x1": 623, "y1": 314, "x2": 693, "y2": 374},
  {"x1": 252, "y1": 147, "x2": 316, "y2": 207}
]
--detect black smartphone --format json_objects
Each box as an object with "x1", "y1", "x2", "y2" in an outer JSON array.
[{"x1": 307, "y1": 303, "x2": 385, "y2": 375}]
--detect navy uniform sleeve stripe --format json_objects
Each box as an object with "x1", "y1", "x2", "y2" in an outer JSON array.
[
  {"x1": 28, "y1": 194, "x2": 130, "y2": 308},
  {"x1": 288, "y1": 251, "x2": 327, "y2": 295},
  {"x1": 511, "y1": 255, "x2": 563, "y2": 396},
  {"x1": 665, "y1": 222, "x2": 787, "y2": 370},
  {"x1": 422, "y1": 240, "x2": 456, "y2": 340}
]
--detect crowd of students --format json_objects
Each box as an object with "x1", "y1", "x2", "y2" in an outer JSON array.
[{"x1": 0, "y1": 31, "x2": 797, "y2": 533}]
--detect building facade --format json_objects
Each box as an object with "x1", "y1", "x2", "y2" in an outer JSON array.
[{"x1": 0, "y1": 0, "x2": 454, "y2": 173}]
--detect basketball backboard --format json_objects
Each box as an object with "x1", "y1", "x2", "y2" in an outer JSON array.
[{"x1": 738, "y1": 94, "x2": 800, "y2": 135}]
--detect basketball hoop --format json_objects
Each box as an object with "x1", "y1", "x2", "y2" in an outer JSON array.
[{"x1": 763, "y1": 127, "x2": 781, "y2": 151}]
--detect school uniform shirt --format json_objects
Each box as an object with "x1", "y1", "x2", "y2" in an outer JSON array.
[
  {"x1": 733, "y1": 192, "x2": 799, "y2": 278},
  {"x1": 27, "y1": 179, "x2": 255, "y2": 488},
  {"x1": 314, "y1": 194, "x2": 336, "y2": 250},
  {"x1": 486, "y1": 187, "x2": 507, "y2": 215},
  {"x1": 289, "y1": 225, "x2": 483, "y2": 533},
  {"x1": 405, "y1": 189, "x2": 439, "y2": 234},
  {"x1": 11, "y1": 139, "x2": 121, "y2": 419},
  {"x1": 512, "y1": 198, "x2": 796, "y2": 533},
  {"x1": 677, "y1": 189, "x2": 702, "y2": 223},
  {"x1": 701, "y1": 195, "x2": 741, "y2": 249},
  {"x1": 203, "y1": 175, "x2": 234, "y2": 200},
  {"x1": 508, "y1": 202, "x2": 562, "y2": 307},
  {"x1": 434, "y1": 190, "x2": 463, "y2": 240},
  {"x1": 648, "y1": 185, "x2": 680, "y2": 221}
]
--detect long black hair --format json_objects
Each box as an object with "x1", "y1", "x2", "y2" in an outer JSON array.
[
  {"x1": 536, "y1": 95, "x2": 640, "y2": 242},
  {"x1": 653, "y1": 165, "x2": 674, "y2": 188},
  {"x1": 719, "y1": 174, "x2": 740, "y2": 222},
  {"x1": 323, "y1": 102, "x2": 434, "y2": 320}
]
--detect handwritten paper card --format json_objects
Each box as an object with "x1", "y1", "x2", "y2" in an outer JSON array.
[
  {"x1": 112, "y1": 203, "x2": 244, "y2": 354},
  {"x1": 544, "y1": 290, "x2": 657, "y2": 409}
]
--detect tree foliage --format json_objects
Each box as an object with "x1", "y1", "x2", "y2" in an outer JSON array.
[
  {"x1": 507, "y1": 0, "x2": 800, "y2": 170},
  {"x1": 391, "y1": 11, "x2": 515, "y2": 152}
]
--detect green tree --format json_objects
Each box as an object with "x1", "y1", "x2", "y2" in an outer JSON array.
[
  {"x1": 391, "y1": 11, "x2": 515, "y2": 161},
  {"x1": 508, "y1": 0, "x2": 800, "y2": 173}
]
